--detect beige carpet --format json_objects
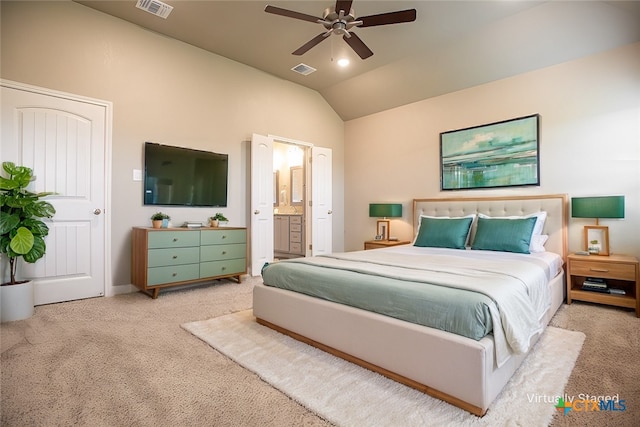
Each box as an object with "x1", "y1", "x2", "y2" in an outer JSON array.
[
  {"x1": 2, "y1": 275, "x2": 639, "y2": 426},
  {"x1": 183, "y1": 310, "x2": 584, "y2": 426}
]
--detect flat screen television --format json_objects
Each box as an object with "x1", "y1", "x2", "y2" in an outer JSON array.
[{"x1": 144, "y1": 142, "x2": 228, "y2": 207}]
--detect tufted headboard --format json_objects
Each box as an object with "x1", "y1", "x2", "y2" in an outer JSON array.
[{"x1": 413, "y1": 194, "x2": 568, "y2": 262}]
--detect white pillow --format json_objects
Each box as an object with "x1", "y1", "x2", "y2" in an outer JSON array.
[
  {"x1": 477, "y1": 212, "x2": 548, "y2": 252},
  {"x1": 530, "y1": 234, "x2": 549, "y2": 253}
]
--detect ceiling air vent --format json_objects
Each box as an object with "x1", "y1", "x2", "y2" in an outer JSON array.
[
  {"x1": 136, "y1": 0, "x2": 173, "y2": 19},
  {"x1": 291, "y1": 63, "x2": 317, "y2": 76}
]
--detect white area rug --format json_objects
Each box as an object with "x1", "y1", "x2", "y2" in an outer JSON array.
[{"x1": 183, "y1": 310, "x2": 585, "y2": 426}]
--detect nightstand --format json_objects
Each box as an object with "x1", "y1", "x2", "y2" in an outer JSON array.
[
  {"x1": 364, "y1": 240, "x2": 411, "y2": 250},
  {"x1": 566, "y1": 253, "x2": 639, "y2": 317}
]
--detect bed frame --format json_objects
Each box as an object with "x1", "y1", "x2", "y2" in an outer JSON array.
[{"x1": 253, "y1": 194, "x2": 568, "y2": 416}]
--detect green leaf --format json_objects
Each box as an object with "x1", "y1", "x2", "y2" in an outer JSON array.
[
  {"x1": 9, "y1": 227, "x2": 34, "y2": 255},
  {"x1": 23, "y1": 236, "x2": 46, "y2": 263},
  {"x1": 0, "y1": 212, "x2": 20, "y2": 235},
  {"x1": 21, "y1": 218, "x2": 50, "y2": 237}
]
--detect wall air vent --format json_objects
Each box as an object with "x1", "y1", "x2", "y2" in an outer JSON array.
[
  {"x1": 291, "y1": 63, "x2": 317, "y2": 76},
  {"x1": 136, "y1": 0, "x2": 173, "y2": 19}
]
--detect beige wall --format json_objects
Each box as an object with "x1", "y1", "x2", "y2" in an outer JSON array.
[
  {"x1": 345, "y1": 42, "x2": 640, "y2": 258},
  {"x1": 1, "y1": 1, "x2": 345, "y2": 292}
]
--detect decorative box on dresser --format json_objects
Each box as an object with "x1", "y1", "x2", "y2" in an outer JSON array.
[
  {"x1": 566, "y1": 253, "x2": 639, "y2": 317},
  {"x1": 131, "y1": 227, "x2": 247, "y2": 299}
]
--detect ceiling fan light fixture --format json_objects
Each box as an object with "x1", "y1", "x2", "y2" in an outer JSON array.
[{"x1": 337, "y1": 58, "x2": 350, "y2": 67}]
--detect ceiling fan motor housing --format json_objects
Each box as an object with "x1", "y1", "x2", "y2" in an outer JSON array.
[{"x1": 322, "y1": 7, "x2": 359, "y2": 36}]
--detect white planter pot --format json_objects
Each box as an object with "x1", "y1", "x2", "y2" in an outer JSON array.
[{"x1": 0, "y1": 280, "x2": 35, "y2": 322}]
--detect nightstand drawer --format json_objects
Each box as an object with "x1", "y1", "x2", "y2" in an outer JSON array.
[{"x1": 570, "y1": 260, "x2": 636, "y2": 281}]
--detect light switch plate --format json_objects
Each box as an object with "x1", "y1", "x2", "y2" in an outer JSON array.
[{"x1": 133, "y1": 169, "x2": 142, "y2": 181}]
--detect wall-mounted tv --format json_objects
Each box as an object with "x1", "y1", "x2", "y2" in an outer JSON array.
[{"x1": 144, "y1": 142, "x2": 228, "y2": 207}]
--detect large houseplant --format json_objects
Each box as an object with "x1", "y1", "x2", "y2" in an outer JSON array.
[{"x1": 1, "y1": 162, "x2": 56, "y2": 321}]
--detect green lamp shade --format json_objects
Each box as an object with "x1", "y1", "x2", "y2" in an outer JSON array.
[
  {"x1": 571, "y1": 196, "x2": 625, "y2": 219},
  {"x1": 369, "y1": 203, "x2": 402, "y2": 218}
]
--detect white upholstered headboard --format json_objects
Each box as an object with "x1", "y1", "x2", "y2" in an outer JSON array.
[{"x1": 413, "y1": 194, "x2": 568, "y2": 262}]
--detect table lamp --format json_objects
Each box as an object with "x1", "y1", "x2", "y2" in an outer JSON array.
[
  {"x1": 369, "y1": 203, "x2": 402, "y2": 241},
  {"x1": 571, "y1": 195, "x2": 624, "y2": 256}
]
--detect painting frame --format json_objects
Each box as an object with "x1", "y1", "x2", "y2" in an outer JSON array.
[{"x1": 440, "y1": 114, "x2": 540, "y2": 191}]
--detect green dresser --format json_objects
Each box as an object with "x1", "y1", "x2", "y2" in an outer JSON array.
[{"x1": 132, "y1": 227, "x2": 247, "y2": 298}]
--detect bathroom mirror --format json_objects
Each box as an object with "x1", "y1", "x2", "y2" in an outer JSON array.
[
  {"x1": 290, "y1": 166, "x2": 303, "y2": 206},
  {"x1": 274, "y1": 171, "x2": 280, "y2": 207}
]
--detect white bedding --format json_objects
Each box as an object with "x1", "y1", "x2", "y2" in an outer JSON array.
[{"x1": 289, "y1": 245, "x2": 562, "y2": 367}]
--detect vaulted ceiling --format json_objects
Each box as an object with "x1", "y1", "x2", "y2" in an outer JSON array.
[{"x1": 76, "y1": 1, "x2": 640, "y2": 121}]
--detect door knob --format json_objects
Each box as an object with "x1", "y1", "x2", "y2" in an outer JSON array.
[
  {"x1": 93, "y1": 209, "x2": 102, "y2": 215},
  {"x1": 328, "y1": 210, "x2": 333, "y2": 214},
  {"x1": 254, "y1": 210, "x2": 260, "y2": 214}
]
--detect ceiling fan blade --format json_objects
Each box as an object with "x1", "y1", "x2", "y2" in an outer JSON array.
[
  {"x1": 264, "y1": 5, "x2": 322, "y2": 23},
  {"x1": 343, "y1": 33, "x2": 373, "y2": 59},
  {"x1": 335, "y1": 1, "x2": 353, "y2": 15},
  {"x1": 292, "y1": 33, "x2": 330, "y2": 56},
  {"x1": 358, "y1": 9, "x2": 417, "y2": 27}
]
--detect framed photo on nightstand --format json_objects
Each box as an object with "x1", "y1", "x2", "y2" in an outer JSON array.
[
  {"x1": 585, "y1": 225, "x2": 609, "y2": 256},
  {"x1": 376, "y1": 220, "x2": 389, "y2": 241}
]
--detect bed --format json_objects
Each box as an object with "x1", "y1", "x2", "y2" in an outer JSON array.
[{"x1": 253, "y1": 194, "x2": 568, "y2": 416}]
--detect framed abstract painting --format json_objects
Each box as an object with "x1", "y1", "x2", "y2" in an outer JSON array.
[{"x1": 440, "y1": 114, "x2": 540, "y2": 191}]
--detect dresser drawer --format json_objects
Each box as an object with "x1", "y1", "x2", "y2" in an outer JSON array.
[
  {"x1": 200, "y1": 243, "x2": 246, "y2": 262},
  {"x1": 200, "y1": 259, "x2": 246, "y2": 278},
  {"x1": 148, "y1": 247, "x2": 200, "y2": 267},
  {"x1": 290, "y1": 215, "x2": 302, "y2": 225},
  {"x1": 290, "y1": 232, "x2": 302, "y2": 243},
  {"x1": 570, "y1": 260, "x2": 636, "y2": 281},
  {"x1": 290, "y1": 223, "x2": 302, "y2": 232},
  {"x1": 147, "y1": 264, "x2": 200, "y2": 286},
  {"x1": 148, "y1": 231, "x2": 200, "y2": 249},
  {"x1": 201, "y1": 229, "x2": 247, "y2": 245},
  {"x1": 289, "y1": 242, "x2": 303, "y2": 254}
]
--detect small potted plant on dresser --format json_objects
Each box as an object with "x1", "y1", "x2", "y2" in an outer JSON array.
[
  {"x1": 151, "y1": 212, "x2": 170, "y2": 229},
  {"x1": 209, "y1": 213, "x2": 228, "y2": 228},
  {"x1": 1, "y1": 161, "x2": 56, "y2": 322}
]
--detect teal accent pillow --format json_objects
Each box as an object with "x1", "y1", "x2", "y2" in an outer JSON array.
[
  {"x1": 414, "y1": 216, "x2": 474, "y2": 249},
  {"x1": 471, "y1": 217, "x2": 537, "y2": 254}
]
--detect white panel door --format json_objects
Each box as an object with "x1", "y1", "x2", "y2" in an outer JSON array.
[
  {"x1": 311, "y1": 146, "x2": 332, "y2": 256},
  {"x1": 250, "y1": 133, "x2": 274, "y2": 275},
  {"x1": 1, "y1": 83, "x2": 108, "y2": 304}
]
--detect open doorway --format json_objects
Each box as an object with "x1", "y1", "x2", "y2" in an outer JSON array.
[
  {"x1": 273, "y1": 141, "x2": 307, "y2": 260},
  {"x1": 251, "y1": 133, "x2": 332, "y2": 276}
]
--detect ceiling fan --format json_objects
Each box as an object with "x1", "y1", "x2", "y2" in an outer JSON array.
[{"x1": 264, "y1": 1, "x2": 417, "y2": 60}]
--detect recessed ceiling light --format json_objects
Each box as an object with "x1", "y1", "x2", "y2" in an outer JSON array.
[{"x1": 337, "y1": 58, "x2": 350, "y2": 67}]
